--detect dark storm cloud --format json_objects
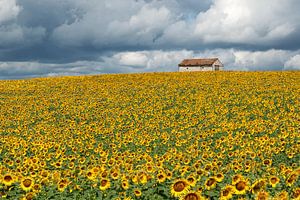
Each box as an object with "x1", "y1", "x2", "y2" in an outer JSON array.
[
  {"x1": 16, "y1": 0, "x2": 80, "y2": 31},
  {"x1": 0, "y1": 0, "x2": 300, "y2": 79}
]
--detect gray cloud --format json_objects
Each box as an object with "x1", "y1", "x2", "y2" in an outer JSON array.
[
  {"x1": 1, "y1": 49, "x2": 299, "y2": 79},
  {"x1": 194, "y1": 0, "x2": 300, "y2": 46},
  {"x1": 0, "y1": 0, "x2": 20, "y2": 24},
  {"x1": 0, "y1": 0, "x2": 299, "y2": 79},
  {"x1": 284, "y1": 54, "x2": 300, "y2": 70}
]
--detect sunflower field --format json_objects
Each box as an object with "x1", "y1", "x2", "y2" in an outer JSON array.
[{"x1": 0, "y1": 71, "x2": 299, "y2": 200}]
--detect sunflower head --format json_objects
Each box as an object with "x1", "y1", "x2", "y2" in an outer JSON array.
[
  {"x1": 215, "y1": 173, "x2": 224, "y2": 182},
  {"x1": 186, "y1": 175, "x2": 197, "y2": 187},
  {"x1": 40, "y1": 170, "x2": 50, "y2": 178},
  {"x1": 20, "y1": 177, "x2": 34, "y2": 191},
  {"x1": 146, "y1": 164, "x2": 154, "y2": 173},
  {"x1": 269, "y1": 176, "x2": 280, "y2": 188},
  {"x1": 251, "y1": 179, "x2": 266, "y2": 194},
  {"x1": 111, "y1": 170, "x2": 120, "y2": 180},
  {"x1": 205, "y1": 177, "x2": 217, "y2": 190},
  {"x1": 179, "y1": 191, "x2": 204, "y2": 200},
  {"x1": 132, "y1": 174, "x2": 139, "y2": 184},
  {"x1": 121, "y1": 179, "x2": 130, "y2": 190},
  {"x1": 234, "y1": 179, "x2": 249, "y2": 195},
  {"x1": 292, "y1": 187, "x2": 300, "y2": 199},
  {"x1": 86, "y1": 170, "x2": 97, "y2": 181},
  {"x1": 57, "y1": 182, "x2": 67, "y2": 192},
  {"x1": 295, "y1": 167, "x2": 300, "y2": 175},
  {"x1": 133, "y1": 188, "x2": 142, "y2": 197},
  {"x1": 24, "y1": 192, "x2": 35, "y2": 200},
  {"x1": 232, "y1": 174, "x2": 243, "y2": 185},
  {"x1": 57, "y1": 179, "x2": 69, "y2": 192},
  {"x1": 245, "y1": 166, "x2": 251, "y2": 172},
  {"x1": 99, "y1": 178, "x2": 110, "y2": 191},
  {"x1": 157, "y1": 172, "x2": 166, "y2": 183},
  {"x1": 33, "y1": 183, "x2": 41, "y2": 192},
  {"x1": 100, "y1": 171, "x2": 108, "y2": 178},
  {"x1": 170, "y1": 179, "x2": 190, "y2": 197},
  {"x1": 2, "y1": 174, "x2": 14, "y2": 186},
  {"x1": 256, "y1": 191, "x2": 269, "y2": 200},
  {"x1": 166, "y1": 170, "x2": 173, "y2": 180},
  {"x1": 274, "y1": 190, "x2": 289, "y2": 200},
  {"x1": 139, "y1": 173, "x2": 148, "y2": 184},
  {"x1": 286, "y1": 173, "x2": 298, "y2": 187},
  {"x1": 220, "y1": 185, "x2": 234, "y2": 200}
]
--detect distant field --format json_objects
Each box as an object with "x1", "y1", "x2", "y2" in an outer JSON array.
[{"x1": 0, "y1": 71, "x2": 299, "y2": 200}]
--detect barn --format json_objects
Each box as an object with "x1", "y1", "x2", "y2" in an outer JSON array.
[{"x1": 178, "y1": 58, "x2": 224, "y2": 72}]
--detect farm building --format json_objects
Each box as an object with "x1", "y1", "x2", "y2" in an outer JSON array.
[{"x1": 178, "y1": 58, "x2": 224, "y2": 72}]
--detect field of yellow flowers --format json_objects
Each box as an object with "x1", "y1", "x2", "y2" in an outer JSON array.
[{"x1": 0, "y1": 71, "x2": 299, "y2": 200}]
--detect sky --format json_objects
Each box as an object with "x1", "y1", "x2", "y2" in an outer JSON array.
[{"x1": 0, "y1": 0, "x2": 300, "y2": 79}]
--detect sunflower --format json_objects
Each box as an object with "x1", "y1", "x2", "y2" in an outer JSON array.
[
  {"x1": 133, "y1": 188, "x2": 142, "y2": 197},
  {"x1": 245, "y1": 166, "x2": 251, "y2": 172},
  {"x1": 52, "y1": 171, "x2": 61, "y2": 183},
  {"x1": 166, "y1": 170, "x2": 173, "y2": 180},
  {"x1": 286, "y1": 173, "x2": 298, "y2": 187},
  {"x1": 274, "y1": 191, "x2": 289, "y2": 200},
  {"x1": 196, "y1": 169, "x2": 204, "y2": 176},
  {"x1": 68, "y1": 162, "x2": 75, "y2": 169},
  {"x1": 54, "y1": 161, "x2": 63, "y2": 169},
  {"x1": 179, "y1": 191, "x2": 204, "y2": 200},
  {"x1": 121, "y1": 179, "x2": 130, "y2": 190},
  {"x1": 99, "y1": 178, "x2": 110, "y2": 191},
  {"x1": 262, "y1": 159, "x2": 272, "y2": 167},
  {"x1": 2, "y1": 174, "x2": 14, "y2": 186},
  {"x1": 220, "y1": 185, "x2": 234, "y2": 200},
  {"x1": 132, "y1": 174, "x2": 139, "y2": 184},
  {"x1": 232, "y1": 174, "x2": 243, "y2": 185},
  {"x1": 234, "y1": 179, "x2": 249, "y2": 195},
  {"x1": 269, "y1": 176, "x2": 280, "y2": 188},
  {"x1": 57, "y1": 179, "x2": 69, "y2": 192},
  {"x1": 86, "y1": 170, "x2": 97, "y2": 181},
  {"x1": 33, "y1": 183, "x2": 41, "y2": 192},
  {"x1": 146, "y1": 164, "x2": 154, "y2": 173},
  {"x1": 295, "y1": 167, "x2": 300, "y2": 175},
  {"x1": 251, "y1": 179, "x2": 266, "y2": 194},
  {"x1": 205, "y1": 177, "x2": 217, "y2": 190},
  {"x1": 78, "y1": 157, "x2": 86, "y2": 164},
  {"x1": 170, "y1": 179, "x2": 190, "y2": 197},
  {"x1": 29, "y1": 171, "x2": 37, "y2": 178},
  {"x1": 156, "y1": 162, "x2": 163, "y2": 169},
  {"x1": 186, "y1": 175, "x2": 197, "y2": 187},
  {"x1": 204, "y1": 164, "x2": 212, "y2": 172},
  {"x1": 196, "y1": 186, "x2": 203, "y2": 194},
  {"x1": 0, "y1": 191, "x2": 7, "y2": 199},
  {"x1": 157, "y1": 172, "x2": 167, "y2": 183},
  {"x1": 111, "y1": 170, "x2": 120, "y2": 180},
  {"x1": 23, "y1": 192, "x2": 35, "y2": 200},
  {"x1": 57, "y1": 182, "x2": 67, "y2": 192},
  {"x1": 20, "y1": 177, "x2": 34, "y2": 191},
  {"x1": 139, "y1": 173, "x2": 148, "y2": 184},
  {"x1": 256, "y1": 191, "x2": 269, "y2": 200},
  {"x1": 215, "y1": 172, "x2": 224, "y2": 182},
  {"x1": 40, "y1": 178, "x2": 49, "y2": 186},
  {"x1": 100, "y1": 171, "x2": 108, "y2": 179},
  {"x1": 193, "y1": 163, "x2": 201, "y2": 170},
  {"x1": 40, "y1": 170, "x2": 50, "y2": 179},
  {"x1": 292, "y1": 187, "x2": 300, "y2": 200}
]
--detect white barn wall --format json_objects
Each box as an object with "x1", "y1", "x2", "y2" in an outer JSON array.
[
  {"x1": 179, "y1": 66, "x2": 214, "y2": 72},
  {"x1": 178, "y1": 60, "x2": 224, "y2": 72},
  {"x1": 212, "y1": 60, "x2": 224, "y2": 71}
]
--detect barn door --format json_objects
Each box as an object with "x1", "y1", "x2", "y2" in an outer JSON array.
[{"x1": 215, "y1": 65, "x2": 220, "y2": 71}]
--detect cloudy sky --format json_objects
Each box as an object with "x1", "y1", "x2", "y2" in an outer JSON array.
[{"x1": 0, "y1": 0, "x2": 300, "y2": 79}]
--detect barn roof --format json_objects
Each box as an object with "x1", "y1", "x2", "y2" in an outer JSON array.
[{"x1": 178, "y1": 58, "x2": 219, "y2": 66}]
